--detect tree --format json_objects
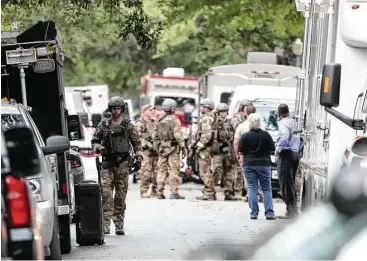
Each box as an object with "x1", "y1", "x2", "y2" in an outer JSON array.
[
  {"x1": 1, "y1": 0, "x2": 162, "y2": 49},
  {"x1": 157, "y1": 0, "x2": 304, "y2": 67},
  {"x1": 1, "y1": 0, "x2": 164, "y2": 93}
]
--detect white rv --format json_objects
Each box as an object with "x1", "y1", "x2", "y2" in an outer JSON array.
[
  {"x1": 199, "y1": 52, "x2": 300, "y2": 111},
  {"x1": 294, "y1": 0, "x2": 367, "y2": 209}
]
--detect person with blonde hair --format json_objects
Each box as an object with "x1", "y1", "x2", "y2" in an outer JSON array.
[{"x1": 238, "y1": 113, "x2": 276, "y2": 220}]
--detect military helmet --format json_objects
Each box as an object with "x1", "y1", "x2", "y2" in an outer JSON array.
[
  {"x1": 216, "y1": 103, "x2": 229, "y2": 111},
  {"x1": 108, "y1": 96, "x2": 125, "y2": 108},
  {"x1": 161, "y1": 98, "x2": 177, "y2": 111},
  {"x1": 200, "y1": 98, "x2": 215, "y2": 110},
  {"x1": 239, "y1": 99, "x2": 253, "y2": 107},
  {"x1": 238, "y1": 99, "x2": 253, "y2": 112}
]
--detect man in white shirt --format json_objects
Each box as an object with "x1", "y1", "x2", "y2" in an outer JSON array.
[{"x1": 233, "y1": 105, "x2": 263, "y2": 202}]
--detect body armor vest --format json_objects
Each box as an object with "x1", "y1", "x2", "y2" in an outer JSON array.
[
  {"x1": 234, "y1": 112, "x2": 246, "y2": 124},
  {"x1": 139, "y1": 119, "x2": 154, "y2": 141},
  {"x1": 223, "y1": 118, "x2": 234, "y2": 142},
  {"x1": 214, "y1": 116, "x2": 229, "y2": 143},
  {"x1": 157, "y1": 115, "x2": 174, "y2": 141},
  {"x1": 104, "y1": 120, "x2": 130, "y2": 154}
]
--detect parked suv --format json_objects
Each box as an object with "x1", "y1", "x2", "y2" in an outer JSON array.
[
  {"x1": 1, "y1": 102, "x2": 70, "y2": 259},
  {"x1": 1, "y1": 127, "x2": 44, "y2": 260}
]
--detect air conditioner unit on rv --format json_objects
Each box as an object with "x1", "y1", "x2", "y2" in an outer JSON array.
[
  {"x1": 247, "y1": 52, "x2": 277, "y2": 65},
  {"x1": 162, "y1": 67, "x2": 185, "y2": 77}
]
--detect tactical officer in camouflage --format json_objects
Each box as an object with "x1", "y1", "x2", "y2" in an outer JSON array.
[
  {"x1": 212, "y1": 103, "x2": 237, "y2": 200},
  {"x1": 91, "y1": 96, "x2": 143, "y2": 235},
  {"x1": 152, "y1": 98, "x2": 186, "y2": 200},
  {"x1": 136, "y1": 104, "x2": 158, "y2": 198},
  {"x1": 195, "y1": 98, "x2": 218, "y2": 200},
  {"x1": 230, "y1": 99, "x2": 254, "y2": 199}
]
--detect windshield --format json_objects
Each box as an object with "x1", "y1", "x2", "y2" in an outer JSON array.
[
  {"x1": 256, "y1": 107, "x2": 280, "y2": 131},
  {"x1": 1, "y1": 113, "x2": 26, "y2": 131},
  {"x1": 362, "y1": 92, "x2": 367, "y2": 113},
  {"x1": 154, "y1": 96, "x2": 196, "y2": 112},
  {"x1": 254, "y1": 101, "x2": 295, "y2": 131}
]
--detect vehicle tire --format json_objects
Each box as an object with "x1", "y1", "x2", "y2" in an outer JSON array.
[
  {"x1": 59, "y1": 215, "x2": 71, "y2": 254},
  {"x1": 46, "y1": 214, "x2": 62, "y2": 260}
]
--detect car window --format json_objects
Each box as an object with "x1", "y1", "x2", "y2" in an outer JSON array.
[
  {"x1": 256, "y1": 107, "x2": 280, "y2": 131},
  {"x1": 1, "y1": 112, "x2": 26, "y2": 131},
  {"x1": 154, "y1": 96, "x2": 196, "y2": 110},
  {"x1": 353, "y1": 93, "x2": 363, "y2": 119},
  {"x1": 362, "y1": 92, "x2": 367, "y2": 113},
  {"x1": 23, "y1": 111, "x2": 45, "y2": 146},
  {"x1": 1, "y1": 107, "x2": 43, "y2": 147}
]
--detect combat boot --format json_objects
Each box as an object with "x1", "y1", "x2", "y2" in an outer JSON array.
[
  {"x1": 196, "y1": 195, "x2": 216, "y2": 201},
  {"x1": 233, "y1": 193, "x2": 243, "y2": 200},
  {"x1": 104, "y1": 222, "x2": 110, "y2": 235},
  {"x1": 224, "y1": 194, "x2": 236, "y2": 201},
  {"x1": 115, "y1": 225, "x2": 125, "y2": 235},
  {"x1": 141, "y1": 192, "x2": 151, "y2": 199},
  {"x1": 169, "y1": 193, "x2": 185, "y2": 199},
  {"x1": 151, "y1": 188, "x2": 158, "y2": 197},
  {"x1": 157, "y1": 194, "x2": 166, "y2": 199}
]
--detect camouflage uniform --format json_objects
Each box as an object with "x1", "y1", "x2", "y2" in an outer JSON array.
[
  {"x1": 91, "y1": 96, "x2": 143, "y2": 235},
  {"x1": 195, "y1": 98, "x2": 217, "y2": 200},
  {"x1": 212, "y1": 103, "x2": 236, "y2": 200},
  {"x1": 230, "y1": 112, "x2": 247, "y2": 198},
  {"x1": 136, "y1": 117, "x2": 158, "y2": 198},
  {"x1": 152, "y1": 99, "x2": 185, "y2": 199}
]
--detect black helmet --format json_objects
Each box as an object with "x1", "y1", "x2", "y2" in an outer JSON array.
[{"x1": 108, "y1": 96, "x2": 125, "y2": 112}]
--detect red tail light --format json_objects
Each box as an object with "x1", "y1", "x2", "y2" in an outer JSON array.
[
  {"x1": 5, "y1": 175, "x2": 31, "y2": 227},
  {"x1": 79, "y1": 147, "x2": 100, "y2": 157},
  {"x1": 63, "y1": 184, "x2": 68, "y2": 195}
]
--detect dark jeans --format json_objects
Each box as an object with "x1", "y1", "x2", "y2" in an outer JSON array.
[
  {"x1": 243, "y1": 165, "x2": 275, "y2": 218},
  {"x1": 277, "y1": 150, "x2": 299, "y2": 216}
]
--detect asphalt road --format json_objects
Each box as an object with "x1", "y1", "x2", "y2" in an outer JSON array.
[{"x1": 63, "y1": 179, "x2": 289, "y2": 260}]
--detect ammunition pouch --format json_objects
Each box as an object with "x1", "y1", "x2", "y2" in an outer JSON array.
[
  {"x1": 211, "y1": 141, "x2": 221, "y2": 154},
  {"x1": 101, "y1": 152, "x2": 129, "y2": 169}
]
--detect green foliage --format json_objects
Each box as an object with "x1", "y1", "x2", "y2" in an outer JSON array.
[
  {"x1": 157, "y1": 0, "x2": 304, "y2": 68},
  {"x1": 1, "y1": 0, "x2": 304, "y2": 94}
]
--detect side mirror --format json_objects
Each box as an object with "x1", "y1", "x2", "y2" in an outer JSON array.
[
  {"x1": 42, "y1": 135, "x2": 70, "y2": 155},
  {"x1": 320, "y1": 63, "x2": 341, "y2": 107},
  {"x1": 3, "y1": 126, "x2": 41, "y2": 176},
  {"x1": 91, "y1": 113, "x2": 102, "y2": 128},
  {"x1": 67, "y1": 115, "x2": 84, "y2": 141}
]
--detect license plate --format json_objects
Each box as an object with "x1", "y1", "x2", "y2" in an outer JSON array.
[
  {"x1": 272, "y1": 170, "x2": 278, "y2": 179},
  {"x1": 58, "y1": 205, "x2": 70, "y2": 215}
]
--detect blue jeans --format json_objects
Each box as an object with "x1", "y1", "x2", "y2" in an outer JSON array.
[{"x1": 243, "y1": 165, "x2": 275, "y2": 217}]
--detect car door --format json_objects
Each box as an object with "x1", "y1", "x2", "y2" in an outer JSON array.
[{"x1": 22, "y1": 109, "x2": 58, "y2": 205}]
